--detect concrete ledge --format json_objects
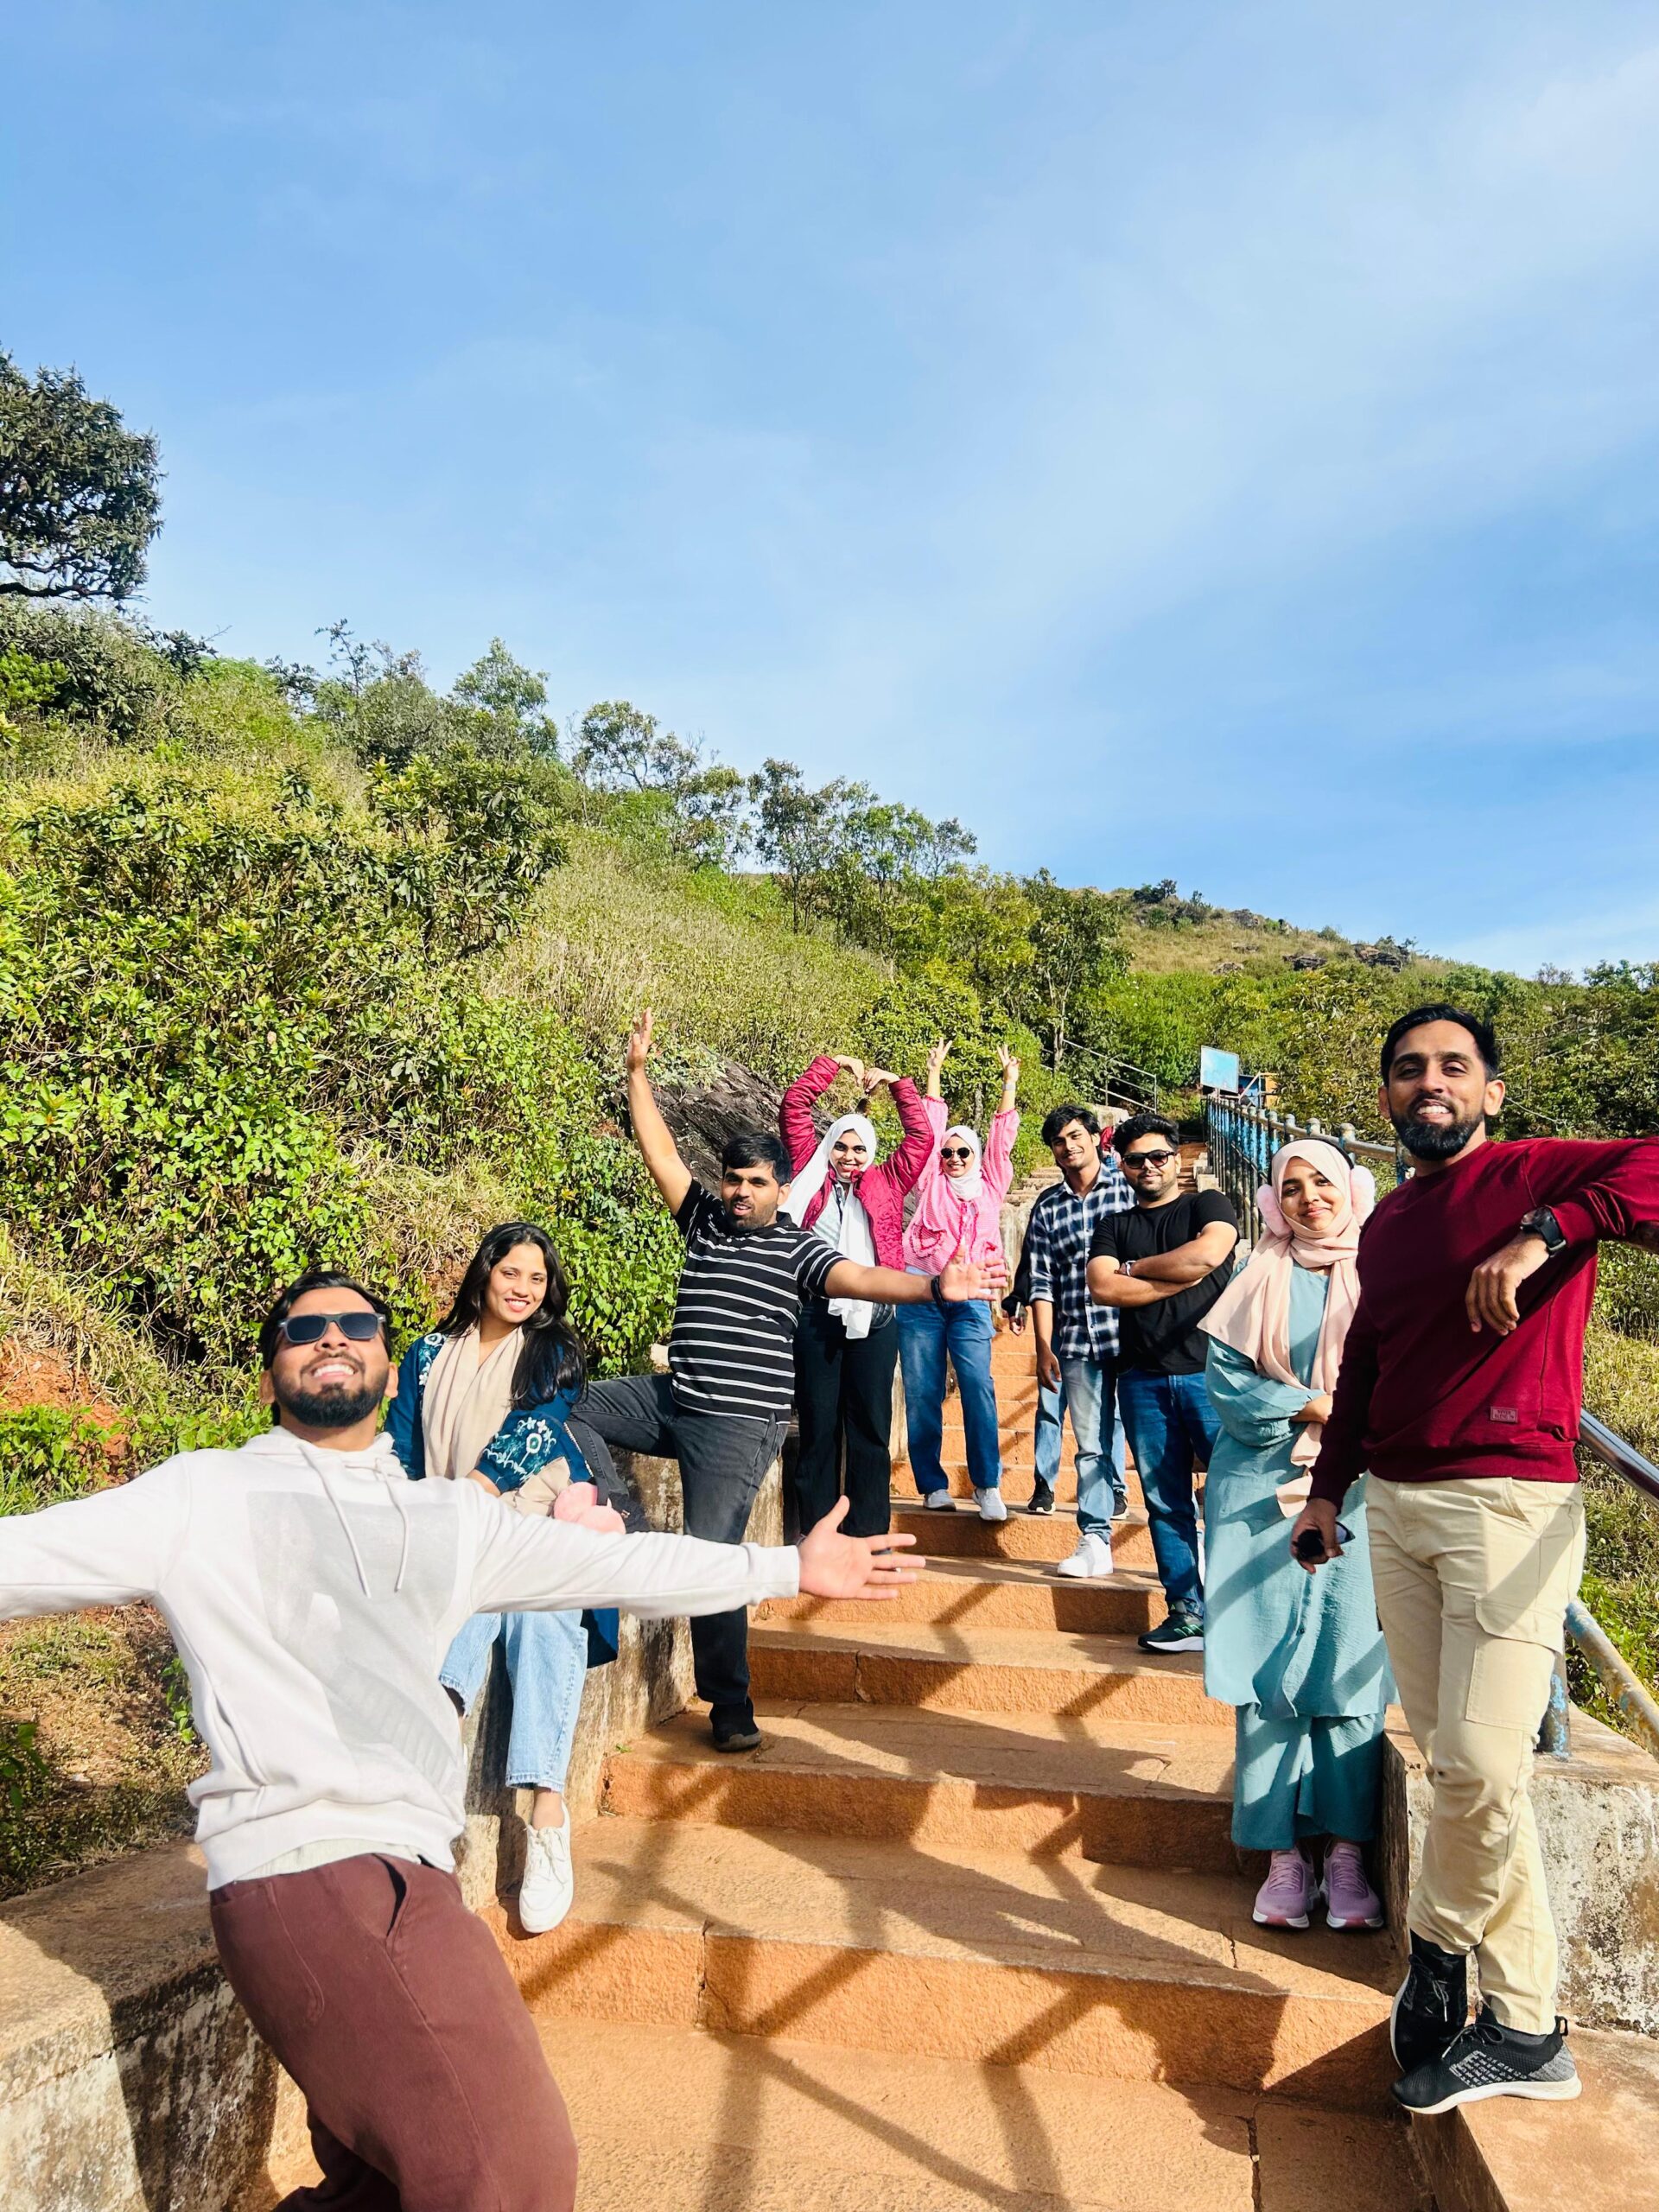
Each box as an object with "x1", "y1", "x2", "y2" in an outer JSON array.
[
  {"x1": 1377, "y1": 1707, "x2": 1659, "y2": 2034},
  {"x1": 0, "y1": 1441, "x2": 761, "y2": 2209}
]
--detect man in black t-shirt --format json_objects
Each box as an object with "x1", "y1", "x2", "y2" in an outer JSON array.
[
  {"x1": 582, "y1": 1010, "x2": 1004, "y2": 1751},
  {"x1": 1085, "y1": 1112, "x2": 1238, "y2": 1656}
]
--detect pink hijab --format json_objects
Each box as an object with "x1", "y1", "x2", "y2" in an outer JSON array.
[{"x1": 1200, "y1": 1138, "x2": 1376, "y2": 1471}]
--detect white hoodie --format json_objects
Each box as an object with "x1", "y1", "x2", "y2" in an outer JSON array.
[{"x1": 0, "y1": 1428, "x2": 800, "y2": 1887}]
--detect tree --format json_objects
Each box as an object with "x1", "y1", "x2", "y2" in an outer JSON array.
[
  {"x1": 747, "y1": 758, "x2": 855, "y2": 929},
  {"x1": 1020, "y1": 871, "x2": 1126, "y2": 1071},
  {"x1": 0, "y1": 353, "x2": 162, "y2": 601},
  {"x1": 573, "y1": 700, "x2": 750, "y2": 863},
  {"x1": 451, "y1": 639, "x2": 558, "y2": 759}
]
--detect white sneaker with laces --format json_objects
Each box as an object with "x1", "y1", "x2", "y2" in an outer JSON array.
[
  {"x1": 924, "y1": 1491, "x2": 957, "y2": 1511},
  {"x1": 518, "y1": 1812, "x2": 575, "y2": 1935},
  {"x1": 1054, "y1": 1532, "x2": 1114, "y2": 1579},
  {"x1": 974, "y1": 1486, "x2": 1008, "y2": 1523}
]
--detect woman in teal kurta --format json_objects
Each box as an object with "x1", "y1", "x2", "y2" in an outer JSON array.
[{"x1": 1200, "y1": 1138, "x2": 1393, "y2": 1932}]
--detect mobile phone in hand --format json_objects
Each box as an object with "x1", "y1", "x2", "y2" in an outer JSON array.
[{"x1": 1294, "y1": 1519, "x2": 1353, "y2": 1563}]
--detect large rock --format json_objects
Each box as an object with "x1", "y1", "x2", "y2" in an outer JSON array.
[{"x1": 653, "y1": 1063, "x2": 785, "y2": 1191}]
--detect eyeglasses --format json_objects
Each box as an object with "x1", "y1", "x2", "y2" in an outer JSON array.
[
  {"x1": 1122, "y1": 1149, "x2": 1176, "y2": 1170},
  {"x1": 278, "y1": 1311, "x2": 386, "y2": 1346},
  {"x1": 939, "y1": 1147, "x2": 974, "y2": 1161}
]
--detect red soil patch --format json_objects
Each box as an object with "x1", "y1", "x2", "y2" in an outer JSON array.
[{"x1": 0, "y1": 1338, "x2": 120, "y2": 1422}]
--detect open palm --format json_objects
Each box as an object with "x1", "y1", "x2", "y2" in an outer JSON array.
[{"x1": 798, "y1": 1497, "x2": 922, "y2": 1599}]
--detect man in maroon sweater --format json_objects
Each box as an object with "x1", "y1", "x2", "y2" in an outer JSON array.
[{"x1": 1293, "y1": 1004, "x2": 1659, "y2": 2117}]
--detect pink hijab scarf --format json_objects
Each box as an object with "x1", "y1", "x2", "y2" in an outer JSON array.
[{"x1": 1200, "y1": 1137, "x2": 1376, "y2": 1472}]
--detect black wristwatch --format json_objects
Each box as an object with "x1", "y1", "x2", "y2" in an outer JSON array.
[
  {"x1": 1517, "y1": 1206, "x2": 1567, "y2": 1257},
  {"x1": 929, "y1": 1274, "x2": 949, "y2": 1308}
]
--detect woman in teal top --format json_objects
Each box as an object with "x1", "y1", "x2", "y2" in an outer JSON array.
[{"x1": 1200, "y1": 1137, "x2": 1393, "y2": 1934}]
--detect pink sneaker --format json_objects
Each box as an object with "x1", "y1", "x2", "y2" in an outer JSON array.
[
  {"x1": 1252, "y1": 1848, "x2": 1319, "y2": 1929},
  {"x1": 1323, "y1": 1840, "x2": 1384, "y2": 1930}
]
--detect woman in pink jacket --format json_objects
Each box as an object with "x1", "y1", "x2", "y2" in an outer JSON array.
[
  {"x1": 900, "y1": 1041, "x2": 1021, "y2": 1522},
  {"x1": 779, "y1": 1052, "x2": 934, "y2": 1538}
]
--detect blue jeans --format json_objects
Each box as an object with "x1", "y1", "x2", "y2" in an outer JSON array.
[
  {"x1": 1057, "y1": 1356, "x2": 1126, "y2": 1540},
  {"x1": 441, "y1": 1608, "x2": 588, "y2": 1793},
  {"x1": 898, "y1": 1299, "x2": 1001, "y2": 1494},
  {"x1": 1116, "y1": 1369, "x2": 1220, "y2": 1613},
  {"x1": 1036, "y1": 1364, "x2": 1128, "y2": 1503}
]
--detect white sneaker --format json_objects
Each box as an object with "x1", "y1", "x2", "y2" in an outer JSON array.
[
  {"x1": 924, "y1": 1491, "x2": 957, "y2": 1511},
  {"x1": 974, "y1": 1486, "x2": 1008, "y2": 1523},
  {"x1": 517, "y1": 1812, "x2": 575, "y2": 1935},
  {"x1": 1054, "y1": 1533, "x2": 1114, "y2": 1579}
]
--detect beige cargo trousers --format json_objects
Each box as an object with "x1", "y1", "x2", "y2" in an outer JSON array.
[{"x1": 1368, "y1": 1476, "x2": 1586, "y2": 2035}]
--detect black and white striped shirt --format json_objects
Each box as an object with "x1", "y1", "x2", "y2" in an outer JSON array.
[{"x1": 669, "y1": 1184, "x2": 841, "y2": 1419}]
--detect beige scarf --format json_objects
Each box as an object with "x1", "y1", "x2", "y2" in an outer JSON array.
[{"x1": 422, "y1": 1325, "x2": 570, "y2": 1516}]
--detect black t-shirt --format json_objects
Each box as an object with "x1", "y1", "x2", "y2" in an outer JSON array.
[
  {"x1": 669, "y1": 1183, "x2": 840, "y2": 1419},
  {"x1": 1088, "y1": 1191, "x2": 1239, "y2": 1375}
]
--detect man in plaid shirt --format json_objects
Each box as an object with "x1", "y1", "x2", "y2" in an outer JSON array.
[{"x1": 1023, "y1": 1103, "x2": 1135, "y2": 1578}]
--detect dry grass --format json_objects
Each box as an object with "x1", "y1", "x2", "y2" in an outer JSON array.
[{"x1": 489, "y1": 829, "x2": 894, "y2": 1083}]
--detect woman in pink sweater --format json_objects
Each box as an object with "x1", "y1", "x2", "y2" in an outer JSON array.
[
  {"x1": 899, "y1": 1041, "x2": 1021, "y2": 1522},
  {"x1": 779, "y1": 1052, "x2": 934, "y2": 1538}
]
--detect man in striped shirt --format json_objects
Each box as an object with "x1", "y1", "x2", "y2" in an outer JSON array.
[{"x1": 582, "y1": 1010, "x2": 1005, "y2": 1751}]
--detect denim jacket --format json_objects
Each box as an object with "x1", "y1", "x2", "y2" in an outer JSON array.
[{"x1": 386, "y1": 1332, "x2": 615, "y2": 1666}]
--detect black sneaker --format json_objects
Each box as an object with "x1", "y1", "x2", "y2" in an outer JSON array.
[
  {"x1": 1111, "y1": 1490, "x2": 1132, "y2": 1522},
  {"x1": 1390, "y1": 1931, "x2": 1468, "y2": 2076},
  {"x1": 1137, "y1": 1606, "x2": 1204, "y2": 1654},
  {"x1": 1027, "y1": 1484, "x2": 1056, "y2": 1516},
  {"x1": 710, "y1": 1704, "x2": 763, "y2": 1753},
  {"x1": 1393, "y1": 2005, "x2": 1580, "y2": 2114}
]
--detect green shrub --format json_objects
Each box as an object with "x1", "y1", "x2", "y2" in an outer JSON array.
[
  {"x1": 0, "y1": 1408, "x2": 113, "y2": 1516},
  {"x1": 0, "y1": 602, "x2": 168, "y2": 740}
]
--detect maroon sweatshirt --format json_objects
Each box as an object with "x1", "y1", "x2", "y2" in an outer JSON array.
[{"x1": 1309, "y1": 1135, "x2": 1659, "y2": 1508}]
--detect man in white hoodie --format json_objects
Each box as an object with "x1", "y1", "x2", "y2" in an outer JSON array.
[{"x1": 0, "y1": 1269, "x2": 922, "y2": 2212}]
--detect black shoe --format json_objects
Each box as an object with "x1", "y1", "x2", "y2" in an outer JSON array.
[
  {"x1": 710, "y1": 1705, "x2": 763, "y2": 1753},
  {"x1": 1392, "y1": 2005, "x2": 1580, "y2": 2114},
  {"x1": 1390, "y1": 1932, "x2": 1469, "y2": 2076},
  {"x1": 1137, "y1": 1606, "x2": 1204, "y2": 1654},
  {"x1": 1027, "y1": 1484, "x2": 1055, "y2": 1516},
  {"x1": 1111, "y1": 1490, "x2": 1131, "y2": 1522}
]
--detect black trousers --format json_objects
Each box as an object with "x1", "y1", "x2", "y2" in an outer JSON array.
[
  {"x1": 792, "y1": 1302, "x2": 898, "y2": 1539},
  {"x1": 578, "y1": 1374, "x2": 785, "y2": 1718}
]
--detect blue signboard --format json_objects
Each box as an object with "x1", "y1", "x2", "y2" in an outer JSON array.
[{"x1": 1199, "y1": 1046, "x2": 1241, "y2": 1093}]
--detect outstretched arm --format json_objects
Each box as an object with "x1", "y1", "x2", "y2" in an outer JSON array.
[
  {"x1": 824, "y1": 1255, "x2": 1007, "y2": 1304},
  {"x1": 924, "y1": 1038, "x2": 950, "y2": 1103},
  {"x1": 625, "y1": 1009, "x2": 692, "y2": 1215}
]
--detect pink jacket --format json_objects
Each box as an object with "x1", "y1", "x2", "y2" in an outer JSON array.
[
  {"x1": 779, "y1": 1056, "x2": 933, "y2": 1271},
  {"x1": 903, "y1": 1096, "x2": 1020, "y2": 1275}
]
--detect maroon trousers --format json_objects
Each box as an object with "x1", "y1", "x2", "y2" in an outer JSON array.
[{"x1": 211, "y1": 1854, "x2": 576, "y2": 2212}]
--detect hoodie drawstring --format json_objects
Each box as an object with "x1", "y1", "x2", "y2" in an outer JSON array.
[{"x1": 296, "y1": 1439, "x2": 410, "y2": 1598}]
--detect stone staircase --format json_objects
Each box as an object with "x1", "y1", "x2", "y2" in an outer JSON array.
[
  {"x1": 245, "y1": 1323, "x2": 1659, "y2": 2209},
  {"x1": 487, "y1": 1329, "x2": 1430, "y2": 2210}
]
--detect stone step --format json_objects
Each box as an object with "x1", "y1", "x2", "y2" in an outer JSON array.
[
  {"x1": 1412, "y1": 2020, "x2": 1659, "y2": 2212},
  {"x1": 747, "y1": 1621, "x2": 1228, "y2": 1726},
  {"x1": 528, "y1": 2019, "x2": 1431, "y2": 2212},
  {"x1": 760, "y1": 1552, "x2": 1161, "y2": 1636},
  {"x1": 500, "y1": 1821, "x2": 1394, "y2": 2109},
  {"x1": 603, "y1": 1703, "x2": 1236, "y2": 1870},
  {"x1": 891, "y1": 1500, "x2": 1157, "y2": 1570}
]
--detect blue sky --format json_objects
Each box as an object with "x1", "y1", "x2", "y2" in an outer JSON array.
[{"x1": 8, "y1": 3, "x2": 1659, "y2": 972}]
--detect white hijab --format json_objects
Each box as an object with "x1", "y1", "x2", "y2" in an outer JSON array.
[
  {"x1": 939, "y1": 1124, "x2": 984, "y2": 1201},
  {"x1": 781, "y1": 1111, "x2": 880, "y2": 1339}
]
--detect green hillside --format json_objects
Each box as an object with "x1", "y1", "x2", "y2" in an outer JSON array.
[{"x1": 2, "y1": 595, "x2": 1659, "y2": 1880}]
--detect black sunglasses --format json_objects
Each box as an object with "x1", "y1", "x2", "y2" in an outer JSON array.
[
  {"x1": 1122, "y1": 1148, "x2": 1176, "y2": 1169},
  {"x1": 278, "y1": 1310, "x2": 386, "y2": 1346},
  {"x1": 939, "y1": 1147, "x2": 974, "y2": 1161}
]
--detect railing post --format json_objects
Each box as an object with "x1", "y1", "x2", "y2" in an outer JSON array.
[{"x1": 1537, "y1": 1654, "x2": 1572, "y2": 1759}]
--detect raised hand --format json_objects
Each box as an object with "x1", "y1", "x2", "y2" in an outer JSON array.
[
  {"x1": 626, "y1": 1007, "x2": 655, "y2": 1074},
  {"x1": 863, "y1": 1067, "x2": 899, "y2": 1091},
  {"x1": 996, "y1": 1044, "x2": 1020, "y2": 1079},
  {"x1": 832, "y1": 1053, "x2": 867, "y2": 1090},
  {"x1": 926, "y1": 1038, "x2": 950, "y2": 1078},
  {"x1": 798, "y1": 1496, "x2": 922, "y2": 1600}
]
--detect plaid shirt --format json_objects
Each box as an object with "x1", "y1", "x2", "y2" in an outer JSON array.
[{"x1": 1023, "y1": 1154, "x2": 1135, "y2": 1362}]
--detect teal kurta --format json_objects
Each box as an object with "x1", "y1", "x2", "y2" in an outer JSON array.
[{"x1": 1201, "y1": 1267, "x2": 1392, "y2": 1721}]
